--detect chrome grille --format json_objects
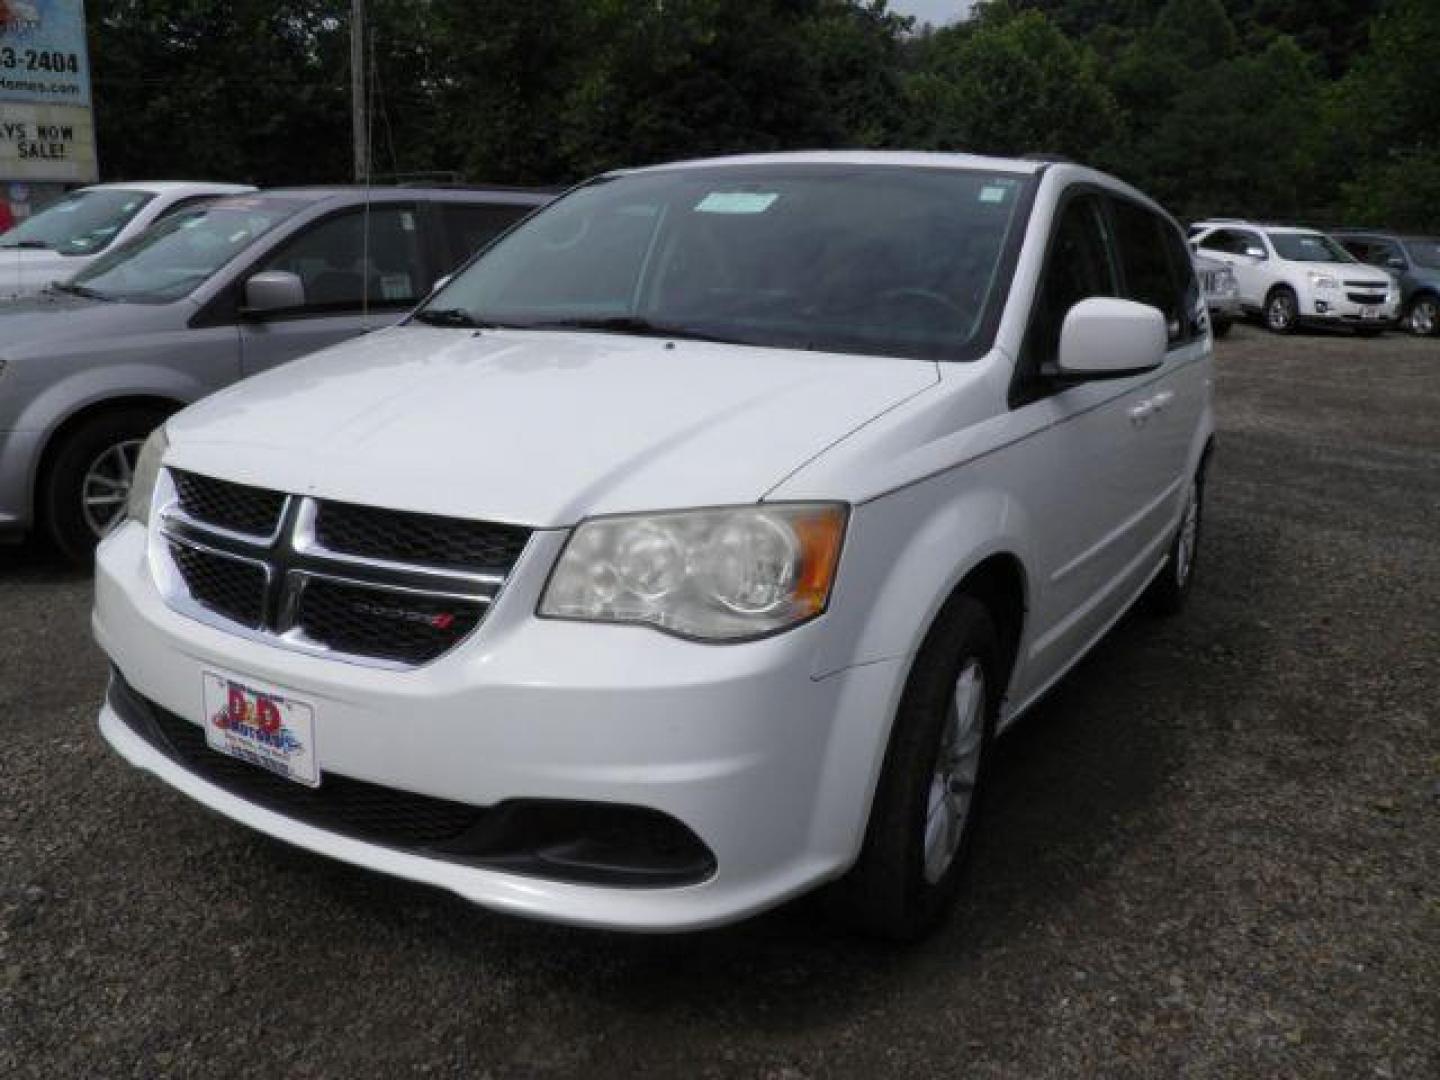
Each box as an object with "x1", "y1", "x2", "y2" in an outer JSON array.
[
  {"x1": 172, "y1": 469, "x2": 287, "y2": 539},
  {"x1": 154, "y1": 470, "x2": 529, "y2": 668}
]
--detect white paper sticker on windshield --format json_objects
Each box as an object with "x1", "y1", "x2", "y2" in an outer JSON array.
[
  {"x1": 401, "y1": 211, "x2": 416, "y2": 232},
  {"x1": 695, "y1": 192, "x2": 778, "y2": 214},
  {"x1": 979, "y1": 185, "x2": 1010, "y2": 204}
]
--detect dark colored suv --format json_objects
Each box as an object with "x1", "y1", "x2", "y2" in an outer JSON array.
[{"x1": 1333, "y1": 231, "x2": 1440, "y2": 337}]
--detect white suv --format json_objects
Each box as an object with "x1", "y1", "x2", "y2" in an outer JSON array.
[
  {"x1": 94, "y1": 152, "x2": 1214, "y2": 939},
  {"x1": 1190, "y1": 220, "x2": 1398, "y2": 334}
]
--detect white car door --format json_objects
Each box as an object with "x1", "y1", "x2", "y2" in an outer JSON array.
[{"x1": 1000, "y1": 191, "x2": 1172, "y2": 706}]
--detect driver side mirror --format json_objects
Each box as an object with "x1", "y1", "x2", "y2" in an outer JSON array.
[
  {"x1": 1386, "y1": 255, "x2": 1406, "y2": 271},
  {"x1": 1057, "y1": 297, "x2": 1167, "y2": 378},
  {"x1": 242, "y1": 271, "x2": 306, "y2": 316}
]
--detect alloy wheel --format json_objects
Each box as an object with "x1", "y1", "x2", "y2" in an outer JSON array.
[
  {"x1": 1267, "y1": 293, "x2": 1295, "y2": 332},
  {"x1": 922, "y1": 660, "x2": 986, "y2": 884},
  {"x1": 81, "y1": 438, "x2": 142, "y2": 538},
  {"x1": 1411, "y1": 298, "x2": 1438, "y2": 337}
]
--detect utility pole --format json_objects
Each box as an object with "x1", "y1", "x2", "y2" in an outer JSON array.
[{"x1": 350, "y1": 0, "x2": 368, "y2": 183}]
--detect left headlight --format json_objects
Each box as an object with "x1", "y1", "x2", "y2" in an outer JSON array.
[
  {"x1": 1308, "y1": 271, "x2": 1340, "y2": 290},
  {"x1": 126, "y1": 426, "x2": 169, "y2": 526},
  {"x1": 538, "y1": 503, "x2": 848, "y2": 641}
]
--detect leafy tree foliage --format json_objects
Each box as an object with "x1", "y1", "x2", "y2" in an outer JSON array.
[{"x1": 81, "y1": 0, "x2": 1438, "y2": 231}]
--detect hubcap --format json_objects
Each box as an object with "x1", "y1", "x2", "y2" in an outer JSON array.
[
  {"x1": 923, "y1": 660, "x2": 986, "y2": 884},
  {"x1": 1268, "y1": 294, "x2": 1293, "y2": 330},
  {"x1": 1412, "y1": 300, "x2": 1437, "y2": 337},
  {"x1": 1176, "y1": 480, "x2": 1199, "y2": 587},
  {"x1": 81, "y1": 439, "x2": 141, "y2": 538}
]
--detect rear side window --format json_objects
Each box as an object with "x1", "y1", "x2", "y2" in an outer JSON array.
[
  {"x1": 1023, "y1": 193, "x2": 1118, "y2": 372},
  {"x1": 440, "y1": 203, "x2": 533, "y2": 269},
  {"x1": 1111, "y1": 199, "x2": 1200, "y2": 346}
]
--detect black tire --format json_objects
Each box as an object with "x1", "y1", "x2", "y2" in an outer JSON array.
[
  {"x1": 1210, "y1": 315, "x2": 1232, "y2": 338},
  {"x1": 42, "y1": 406, "x2": 169, "y2": 566},
  {"x1": 1146, "y1": 462, "x2": 1206, "y2": 616},
  {"x1": 1407, "y1": 293, "x2": 1439, "y2": 337},
  {"x1": 1263, "y1": 286, "x2": 1299, "y2": 334},
  {"x1": 825, "y1": 594, "x2": 1002, "y2": 941}
]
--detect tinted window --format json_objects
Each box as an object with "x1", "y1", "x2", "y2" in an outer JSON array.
[
  {"x1": 1024, "y1": 194, "x2": 1118, "y2": 370},
  {"x1": 1406, "y1": 239, "x2": 1440, "y2": 270},
  {"x1": 260, "y1": 206, "x2": 426, "y2": 310},
  {"x1": 423, "y1": 165, "x2": 1035, "y2": 362},
  {"x1": 440, "y1": 203, "x2": 532, "y2": 267},
  {"x1": 0, "y1": 188, "x2": 155, "y2": 256},
  {"x1": 1113, "y1": 199, "x2": 1187, "y2": 343}
]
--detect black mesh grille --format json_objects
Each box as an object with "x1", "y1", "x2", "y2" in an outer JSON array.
[
  {"x1": 297, "y1": 578, "x2": 485, "y2": 665},
  {"x1": 172, "y1": 470, "x2": 286, "y2": 537},
  {"x1": 110, "y1": 675, "x2": 487, "y2": 848},
  {"x1": 168, "y1": 541, "x2": 267, "y2": 627},
  {"x1": 315, "y1": 500, "x2": 529, "y2": 571}
]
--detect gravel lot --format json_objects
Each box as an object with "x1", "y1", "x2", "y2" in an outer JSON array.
[{"x1": 2, "y1": 324, "x2": 1437, "y2": 1078}]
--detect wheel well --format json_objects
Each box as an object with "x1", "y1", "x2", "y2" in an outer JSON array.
[
  {"x1": 32, "y1": 396, "x2": 181, "y2": 523},
  {"x1": 1266, "y1": 282, "x2": 1296, "y2": 301},
  {"x1": 955, "y1": 554, "x2": 1027, "y2": 692},
  {"x1": 1407, "y1": 288, "x2": 1439, "y2": 308}
]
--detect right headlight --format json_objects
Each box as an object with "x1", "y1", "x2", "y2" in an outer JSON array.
[
  {"x1": 1308, "y1": 271, "x2": 1340, "y2": 290},
  {"x1": 126, "y1": 426, "x2": 170, "y2": 526},
  {"x1": 538, "y1": 503, "x2": 848, "y2": 641}
]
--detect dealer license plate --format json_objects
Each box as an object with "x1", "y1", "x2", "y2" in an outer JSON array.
[
  {"x1": 1362, "y1": 306, "x2": 1382, "y2": 320},
  {"x1": 202, "y1": 672, "x2": 320, "y2": 787}
]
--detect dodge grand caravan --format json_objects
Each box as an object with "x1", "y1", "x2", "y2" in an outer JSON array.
[{"x1": 94, "y1": 153, "x2": 1214, "y2": 939}]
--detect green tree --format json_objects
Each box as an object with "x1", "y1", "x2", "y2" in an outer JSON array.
[{"x1": 903, "y1": 7, "x2": 1119, "y2": 158}]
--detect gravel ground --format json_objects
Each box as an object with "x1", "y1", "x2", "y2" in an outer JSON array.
[{"x1": 2, "y1": 324, "x2": 1437, "y2": 1078}]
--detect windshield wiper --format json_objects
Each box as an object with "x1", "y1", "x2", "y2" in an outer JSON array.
[
  {"x1": 0, "y1": 240, "x2": 50, "y2": 250},
  {"x1": 49, "y1": 281, "x2": 115, "y2": 301},
  {"x1": 521, "y1": 316, "x2": 740, "y2": 344},
  {"x1": 412, "y1": 307, "x2": 499, "y2": 329}
]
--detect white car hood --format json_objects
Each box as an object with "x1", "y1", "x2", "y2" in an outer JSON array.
[
  {"x1": 0, "y1": 247, "x2": 91, "y2": 299},
  {"x1": 1299, "y1": 261, "x2": 1391, "y2": 286},
  {"x1": 166, "y1": 326, "x2": 939, "y2": 527}
]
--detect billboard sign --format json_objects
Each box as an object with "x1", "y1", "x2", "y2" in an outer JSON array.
[{"x1": 0, "y1": 1, "x2": 96, "y2": 182}]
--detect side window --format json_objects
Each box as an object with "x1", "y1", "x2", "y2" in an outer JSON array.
[
  {"x1": 1338, "y1": 237, "x2": 1371, "y2": 262},
  {"x1": 1235, "y1": 230, "x2": 1266, "y2": 257},
  {"x1": 440, "y1": 203, "x2": 531, "y2": 270},
  {"x1": 1024, "y1": 194, "x2": 1118, "y2": 373},
  {"x1": 259, "y1": 206, "x2": 426, "y2": 312},
  {"x1": 1196, "y1": 228, "x2": 1234, "y2": 256},
  {"x1": 1370, "y1": 239, "x2": 1403, "y2": 267},
  {"x1": 1112, "y1": 199, "x2": 1188, "y2": 344}
]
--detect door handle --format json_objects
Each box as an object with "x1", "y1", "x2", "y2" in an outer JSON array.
[
  {"x1": 1127, "y1": 402, "x2": 1154, "y2": 426},
  {"x1": 1150, "y1": 390, "x2": 1175, "y2": 412}
]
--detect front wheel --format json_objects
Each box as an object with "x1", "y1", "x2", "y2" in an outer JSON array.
[
  {"x1": 825, "y1": 595, "x2": 1000, "y2": 940},
  {"x1": 1264, "y1": 287, "x2": 1299, "y2": 334},
  {"x1": 43, "y1": 407, "x2": 169, "y2": 565},
  {"x1": 1407, "y1": 294, "x2": 1439, "y2": 337}
]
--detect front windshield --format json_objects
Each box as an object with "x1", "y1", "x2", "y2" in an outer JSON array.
[
  {"x1": 0, "y1": 188, "x2": 155, "y2": 256},
  {"x1": 1267, "y1": 231, "x2": 1355, "y2": 264},
  {"x1": 420, "y1": 164, "x2": 1034, "y2": 361},
  {"x1": 66, "y1": 198, "x2": 307, "y2": 303},
  {"x1": 1405, "y1": 239, "x2": 1440, "y2": 270}
]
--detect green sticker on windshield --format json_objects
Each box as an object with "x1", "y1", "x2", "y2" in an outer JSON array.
[
  {"x1": 695, "y1": 192, "x2": 778, "y2": 214},
  {"x1": 979, "y1": 185, "x2": 1010, "y2": 204}
]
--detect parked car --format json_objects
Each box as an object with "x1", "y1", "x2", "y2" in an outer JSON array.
[
  {"x1": 0, "y1": 185, "x2": 551, "y2": 560},
  {"x1": 1194, "y1": 252, "x2": 1241, "y2": 337},
  {"x1": 1190, "y1": 220, "x2": 1398, "y2": 334},
  {"x1": 1333, "y1": 231, "x2": 1440, "y2": 337},
  {"x1": 0, "y1": 182, "x2": 254, "y2": 299},
  {"x1": 93, "y1": 152, "x2": 1214, "y2": 938}
]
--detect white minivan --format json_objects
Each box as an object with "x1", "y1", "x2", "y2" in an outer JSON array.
[{"x1": 94, "y1": 152, "x2": 1214, "y2": 939}]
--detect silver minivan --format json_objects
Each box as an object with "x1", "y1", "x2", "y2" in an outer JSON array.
[{"x1": 0, "y1": 186, "x2": 550, "y2": 561}]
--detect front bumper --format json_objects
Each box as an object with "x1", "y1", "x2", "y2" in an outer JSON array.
[
  {"x1": 93, "y1": 521, "x2": 903, "y2": 931},
  {"x1": 0, "y1": 429, "x2": 41, "y2": 536},
  {"x1": 1302, "y1": 291, "x2": 1399, "y2": 326}
]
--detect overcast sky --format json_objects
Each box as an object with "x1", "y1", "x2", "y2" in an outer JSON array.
[{"x1": 888, "y1": 0, "x2": 973, "y2": 26}]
